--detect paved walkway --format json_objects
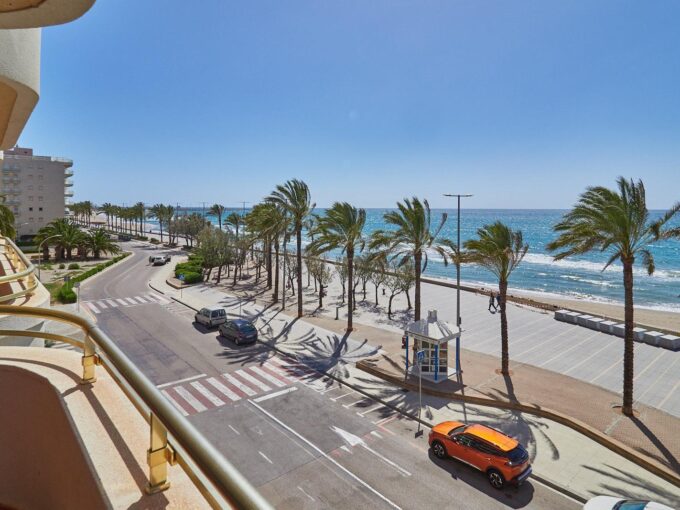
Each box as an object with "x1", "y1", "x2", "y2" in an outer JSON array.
[{"x1": 148, "y1": 264, "x2": 680, "y2": 507}]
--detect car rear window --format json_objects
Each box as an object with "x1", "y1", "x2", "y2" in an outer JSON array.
[
  {"x1": 238, "y1": 323, "x2": 257, "y2": 333},
  {"x1": 614, "y1": 502, "x2": 649, "y2": 510},
  {"x1": 506, "y1": 444, "x2": 528, "y2": 464}
]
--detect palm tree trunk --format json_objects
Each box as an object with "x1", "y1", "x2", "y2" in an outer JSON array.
[
  {"x1": 273, "y1": 242, "x2": 280, "y2": 303},
  {"x1": 499, "y1": 280, "x2": 509, "y2": 375},
  {"x1": 266, "y1": 240, "x2": 272, "y2": 289},
  {"x1": 347, "y1": 250, "x2": 354, "y2": 331},
  {"x1": 622, "y1": 260, "x2": 635, "y2": 415},
  {"x1": 296, "y1": 227, "x2": 303, "y2": 318},
  {"x1": 414, "y1": 251, "x2": 422, "y2": 321}
]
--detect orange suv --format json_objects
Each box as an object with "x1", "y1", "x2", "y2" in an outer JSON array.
[{"x1": 428, "y1": 421, "x2": 532, "y2": 489}]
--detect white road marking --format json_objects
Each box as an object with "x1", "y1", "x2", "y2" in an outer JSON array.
[
  {"x1": 228, "y1": 425, "x2": 240, "y2": 435},
  {"x1": 249, "y1": 366, "x2": 286, "y2": 388},
  {"x1": 563, "y1": 340, "x2": 616, "y2": 376},
  {"x1": 249, "y1": 400, "x2": 402, "y2": 510},
  {"x1": 261, "y1": 361, "x2": 295, "y2": 383},
  {"x1": 371, "y1": 431, "x2": 383, "y2": 439},
  {"x1": 191, "y1": 381, "x2": 225, "y2": 407},
  {"x1": 115, "y1": 298, "x2": 128, "y2": 306},
  {"x1": 161, "y1": 389, "x2": 189, "y2": 416},
  {"x1": 222, "y1": 373, "x2": 257, "y2": 396},
  {"x1": 658, "y1": 380, "x2": 680, "y2": 409},
  {"x1": 634, "y1": 350, "x2": 666, "y2": 382},
  {"x1": 156, "y1": 373, "x2": 207, "y2": 389},
  {"x1": 358, "y1": 404, "x2": 384, "y2": 417},
  {"x1": 134, "y1": 296, "x2": 148, "y2": 304},
  {"x1": 205, "y1": 377, "x2": 241, "y2": 402},
  {"x1": 105, "y1": 299, "x2": 118, "y2": 307},
  {"x1": 331, "y1": 391, "x2": 355, "y2": 401},
  {"x1": 343, "y1": 398, "x2": 370, "y2": 409},
  {"x1": 373, "y1": 414, "x2": 398, "y2": 426},
  {"x1": 174, "y1": 386, "x2": 207, "y2": 413},
  {"x1": 340, "y1": 445, "x2": 351, "y2": 453},
  {"x1": 252, "y1": 386, "x2": 298, "y2": 403},
  {"x1": 125, "y1": 298, "x2": 138, "y2": 305},
  {"x1": 297, "y1": 486, "x2": 315, "y2": 502},
  {"x1": 97, "y1": 300, "x2": 108, "y2": 309},
  {"x1": 331, "y1": 426, "x2": 411, "y2": 477},
  {"x1": 148, "y1": 292, "x2": 169, "y2": 304},
  {"x1": 85, "y1": 302, "x2": 100, "y2": 314},
  {"x1": 234, "y1": 369, "x2": 271, "y2": 392},
  {"x1": 258, "y1": 451, "x2": 273, "y2": 464}
]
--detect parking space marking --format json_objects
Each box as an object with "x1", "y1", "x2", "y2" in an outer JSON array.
[
  {"x1": 658, "y1": 380, "x2": 680, "y2": 409},
  {"x1": 258, "y1": 451, "x2": 274, "y2": 464},
  {"x1": 228, "y1": 425, "x2": 240, "y2": 435},
  {"x1": 357, "y1": 404, "x2": 384, "y2": 417},
  {"x1": 563, "y1": 339, "x2": 616, "y2": 376},
  {"x1": 343, "y1": 398, "x2": 373, "y2": 409},
  {"x1": 331, "y1": 391, "x2": 355, "y2": 401},
  {"x1": 634, "y1": 350, "x2": 666, "y2": 382}
]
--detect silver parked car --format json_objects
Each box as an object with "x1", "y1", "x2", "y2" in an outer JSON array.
[{"x1": 194, "y1": 308, "x2": 227, "y2": 328}]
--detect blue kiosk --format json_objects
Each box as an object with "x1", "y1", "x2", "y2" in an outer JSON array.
[{"x1": 404, "y1": 310, "x2": 462, "y2": 383}]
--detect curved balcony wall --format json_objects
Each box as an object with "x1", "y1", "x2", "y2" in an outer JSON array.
[
  {"x1": 0, "y1": 28, "x2": 40, "y2": 150},
  {"x1": 0, "y1": 0, "x2": 95, "y2": 28}
]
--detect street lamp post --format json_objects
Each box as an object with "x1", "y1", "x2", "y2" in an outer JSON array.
[
  {"x1": 443, "y1": 193, "x2": 472, "y2": 374},
  {"x1": 37, "y1": 234, "x2": 62, "y2": 280}
]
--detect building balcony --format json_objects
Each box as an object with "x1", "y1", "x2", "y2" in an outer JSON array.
[
  {"x1": 0, "y1": 0, "x2": 96, "y2": 29},
  {"x1": 65, "y1": 168, "x2": 74, "y2": 177},
  {"x1": 65, "y1": 178, "x2": 73, "y2": 186},
  {"x1": 0, "y1": 29, "x2": 40, "y2": 151},
  {"x1": 65, "y1": 190, "x2": 74, "y2": 197}
]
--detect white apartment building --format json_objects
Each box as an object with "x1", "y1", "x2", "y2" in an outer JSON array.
[{"x1": 1, "y1": 146, "x2": 73, "y2": 239}]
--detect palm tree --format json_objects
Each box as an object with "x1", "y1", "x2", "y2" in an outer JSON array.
[
  {"x1": 225, "y1": 212, "x2": 242, "y2": 237},
  {"x1": 547, "y1": 178, "x2": 680, "y2": 416},
  {"x1": 369, "y1": 197, "x2": 447, "y2": 321},
  {"x1": 134, "y1": 202, "x2": 145, "y2": 236},
  {"x1": 82, "y1": 200, "x2": 94, "y2": 227},
  {"x1": 267, "y1": 180, "x2": 314, "y2": 318},
  {"x1": 149, "y1": 204, "x2": 168, "y2": 242},
  {"x1": 0, "y1": 196, "x2": 16, "y2": 239},
  {"x1": 464, "y1": 222, "x2": 528, "y2": 376},
  {"x1": 209, "y1": 204, "x2": 226, "y2": 230},
  {"x1": 100, "y1": 202, "x2": 113, "y2": 229},
  {"x1": 86, "y1": 229, "x2": 121, "y2": 259},
  {"x1": 308, "y1": 202, "x2": 366, "y2": 331},
  {"x1": 36, "y1": 218, "x2": 84, "y2": 260}
]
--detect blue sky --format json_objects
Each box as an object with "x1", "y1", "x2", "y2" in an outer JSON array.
[{"x1": 18, "y1": 0, "x2": 680, "y2": 209}]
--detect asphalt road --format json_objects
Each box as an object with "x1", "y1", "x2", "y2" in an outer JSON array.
[{"x1": 81, "y1": 242, "x2": 580, "y2": 510}]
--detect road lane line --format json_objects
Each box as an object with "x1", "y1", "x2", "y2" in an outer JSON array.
[
  {"x1": 228, "y1": 425, "x2": 240, "y2": 435},
  {"x1": 633, "y1": 350, "x2": 666, "y2": 382},
  {"x1": 134, "y1": 296, "x2": 148, "y2": 304},
  {"x1": 358, "y1": 404, "x2": 384, "y2": 417},
  {"x1": 174, "y1": 386, "x2": 208, "y2": 413},
  {"x1": 248, "y1": 399, "x2": 402, "y2": 510},
  {"x1": 156, "y1": 373, "x2": 207, "y2": 389},
  {"x1": 222, "y1": 372, "x2": 257, "y2": 396},
  {"x1": 161, "y1": 389, "x2": 189, "y2": 416},
  {"x1": 97, "y1": 300, "x2": 108, "y2": 309},
  {"x1": 115, "y1": 298, "x2": 128, "y2": 306},
  {"x1": 252, "y1": 386, "x2": 298, "y2": 403},
  {"x1": 298, "y1": 486, "x2": 315, "y2": 502},
  {"x1": 258, "y1": 451, "x2": 273, "y2": 464},
  {"x1": 205, "y1": 377, "x2": 241, "y2": 402},
  {"x1": 657, "y1": 380, "x2": 680, "y2": 409},
  {"x1": 105, "y1": 299, "x2": 118, "y2": 307},
  {"x1": 234, "y1": 369, "x2": 271, "y2": 392},
  {"x1": 248, "y1": 366, "x2": 286, "y2": 388},
  {"x1": 191, "y1": 381, "x2": 225, "y2": 407},
  {"x1": 125, "y1": 298, "x2": 138, "y2": 305}
]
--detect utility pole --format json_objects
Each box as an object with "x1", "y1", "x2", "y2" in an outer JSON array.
[{"x1": 443, "y1": 193, "x2": 472, "y2": 375}]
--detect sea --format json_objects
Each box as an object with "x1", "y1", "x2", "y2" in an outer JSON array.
[{"x1": 154, "y1": 208, "x2": 680, "y2": 312}]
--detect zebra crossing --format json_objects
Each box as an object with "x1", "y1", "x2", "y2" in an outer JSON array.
[
  {"x1": 82, "y1": 292, "x2": 170, "y2": 314},
  {"x1": 159, "y1": 356, "x2": 326, "y2": 416}
]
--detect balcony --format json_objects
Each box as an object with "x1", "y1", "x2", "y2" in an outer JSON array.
[
  {"x1": 65, "y1": 178, "x2": 73, "y2": 187},
  {"x1": 65, "y1": 190, "x2": 74, "y2": 197},
  {"x1": 0, "y1": 0, "x2": 96, "y2": 29}
]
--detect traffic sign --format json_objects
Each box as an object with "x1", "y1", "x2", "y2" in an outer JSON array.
[
  {"x1": 179, "y1": 274, "x2": 185, "y2": 281},
  {"x1": 416, "y1": 350, "x2": 425, "y2": 364}
]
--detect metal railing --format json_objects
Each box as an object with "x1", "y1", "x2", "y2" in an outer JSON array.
[
  {"x1": 0, "y1": 237, "x2": 37, "y2": 303},
  {"x1": 0, "y1": 304, "x2": 273, "y2": 510}
]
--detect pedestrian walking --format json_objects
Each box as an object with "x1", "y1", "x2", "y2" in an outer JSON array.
[
  {"x1": 488, "y1": 292, "x2": 497, "y2": 312},
  {"x1": 496, "y1": 293, "x2": 502, "y2": 310}
]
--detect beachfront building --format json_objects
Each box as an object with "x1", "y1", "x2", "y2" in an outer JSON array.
[{"x1": 1, "y1": 146, "x2": 73, "y2": 239}]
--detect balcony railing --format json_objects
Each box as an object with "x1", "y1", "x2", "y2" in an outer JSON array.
[
  {"x1": 0, "y1": 304, "x2": 273, "y2": 509},
  {"x1": 65, "y1": 190, "x2": 74, "y2": 197},
  {"x1": 0, "y1": 237, "x2": 38, "y2": 303},
  {"x1": 65, "y1": 178, "x2": 73, "y2": 187},
  {"x1": 65, "y1": 169, "x2": 74, "y2": 177}
]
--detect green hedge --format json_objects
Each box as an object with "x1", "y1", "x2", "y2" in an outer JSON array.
[
  {"x1": 71, "y1": 252, "x2": 130, "y2": 284},
  {"x1": 58, "y1": 285, "x2": 77, "y2": 303},
  {"x1": 68, "y1": 263, "x2": 80, "y2": 270},
  {"x1": 180, "y1": 271, "x2": 203, "y2": 284},
  {"x1": 150, "y1": 238, "x2": 159, "y2": 244}
]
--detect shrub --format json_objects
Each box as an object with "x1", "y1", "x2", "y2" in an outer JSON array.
[
  {"x1": 58, "y1": 263, "x2": 65, "y2": 269},
  {"x1": 58, "y1": 285, "x2": 77, "y2": 304},
  {"x1": 180, "y1": 271, "x2": 202, "y2": 284},
  {"x1": 136, "y1": 235, "x2": 149, "y2": 241},
  {"x1": 150, "y1": 238, "x2": 159, "y2": 244},
  {"x1": 68, "y1": 263, "x2": 80, "y2": 270}
]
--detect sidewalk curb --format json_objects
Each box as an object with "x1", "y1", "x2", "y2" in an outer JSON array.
[
  {"x1": 77, "y1": 251, "x2": 133, "y2": 290},
  {"x1": 357, "y1": 361, "x2": 680, "y2": 489}
]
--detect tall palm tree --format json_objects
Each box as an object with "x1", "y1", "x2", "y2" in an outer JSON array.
[
  {"x1": 308, "y1": 203, "x2": 366, "y2": 331},
  {"x1": 36, "y1": 218, "x2": 84, "y2": 260},
  {"x1": 209, "y1": 204, "x2": 226, "y2": 230},
  {"x1": 267, "y1": 179, "x2": 314, "y2": 318},
  {"x1": 134, "y1": 202, "x2": 145, "y2": 236},
  {"x1": 82, "y1": 200, "x2": 93, "y2": 227},
  {"x1": 369, "y1": 197, "x2": 447, "y2": 321},
  {"x1": 547, "y1": 178, "x2": 680, "y2": 416},
  {"x1": 465, "y1": 222, "x2": 528, "y2": 376},
  {"x1": 225, "y1": 212, "x2": 242, "y2": 237},
  {"x1": 149, "y1": 204, "x2": 168, "y2": 242},
  {"x1": 100, "y1": 202, "x2": 113, "y2": 229}
]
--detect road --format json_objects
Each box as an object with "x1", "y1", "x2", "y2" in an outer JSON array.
[{"x1": 81, "y1": 241, "x2": 580, "y2": 510}]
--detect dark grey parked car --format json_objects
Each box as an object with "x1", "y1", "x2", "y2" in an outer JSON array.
[{"x1": 219, "y1": 319, "x2": 258, "y2": 345}]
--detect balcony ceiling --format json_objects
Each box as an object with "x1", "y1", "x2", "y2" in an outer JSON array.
[{"x1": 0, "y1": 0, "x2": 94, "y2": 28}]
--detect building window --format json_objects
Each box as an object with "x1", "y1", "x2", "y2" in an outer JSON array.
[
  {"x1": 38, "y1": 196, "x2": 43, "y2": 202},
  {"x1": 28, "y1": 174, "x2": 33, "y2": 179},
  {"x1": 28, "y1": 207, "x2": 33, "y2": 211},
  {"x1": 38, "y1": 185, "x2": 43, "y2": 191},
  {"x1": 38, "y1": 217, "x2": 43, "y2": 222},
  {"x1": 29, "y1": 217, "x2": 34, "y2": 222},
  {"x1": 28, "y1": 196, "x2": 33, "y2": 202},
  {"x1": 38, "y1": 207, "x2": 43, "y2": 211}
]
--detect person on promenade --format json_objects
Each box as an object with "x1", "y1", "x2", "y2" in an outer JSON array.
[
  {"x1": 488, "y1": 292, "x2": 497, "y2": 313},
  {"x1": 496, "y1": 293, "x2": 502, "y2": 310}
]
